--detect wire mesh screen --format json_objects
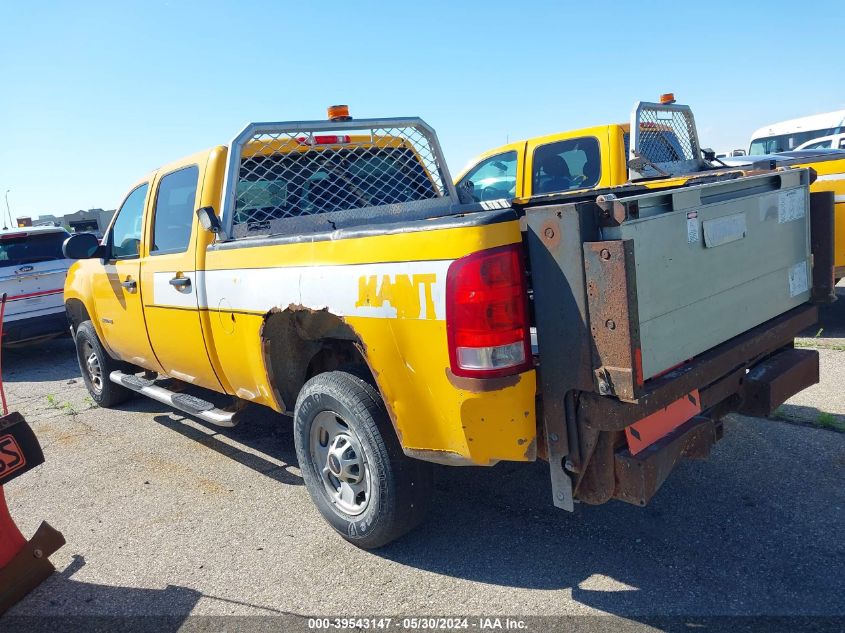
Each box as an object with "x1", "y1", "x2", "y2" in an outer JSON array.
[
  {"x1": 225, "y1": 121, "x2": 453, "y2": 237},
  {"x1": 630, "y1": 103, "x2": 703, "y2": 178}
]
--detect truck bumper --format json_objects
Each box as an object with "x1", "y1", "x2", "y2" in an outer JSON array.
[{"x1": 572, "y1": 304, "x2": 820, "y2": 507}]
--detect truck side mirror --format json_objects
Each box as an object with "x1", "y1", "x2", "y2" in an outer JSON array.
[
  {"x1": 196, "y1": 206, "x2": 222, "y2": 234},
  {"x1": 457, "y1": 179, "x2": 475, "y2": 204},
  {"x1": 62, "y1": 233, "x2": 102, "y2": 260}
]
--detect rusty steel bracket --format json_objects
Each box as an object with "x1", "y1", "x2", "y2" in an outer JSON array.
[
  {"x1": 574, "y1": 430, "x2": 617, "y2": 506},
  {"x1": 595, "y1": 194, "x2": 639, "y2": 227},
  {"x1": 740, "y1": 348, "x2": 820, "y2": 417},
  {"x1": 809, "y1": 191, "x2": 836, "y2": 304},
  {"x1": 0, "y1": 521, "x2": 66, "y2": 614},
  {"x1": 525, "y1": 203, "x2": 603, "y2": 511},
  {"x1": 583, "y1": 240, "x2": 643, "y2": 401},
  {"x1": 613, "y1": 416, "x2": 717, "y2": 507}
]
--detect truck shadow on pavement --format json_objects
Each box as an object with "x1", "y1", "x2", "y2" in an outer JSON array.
[
  {"x1": 378, "y1": 417, "x2": 845, "y2": 617},
  {"x1": 147, "y1": 407, "x2": 303, "y2": 487}
]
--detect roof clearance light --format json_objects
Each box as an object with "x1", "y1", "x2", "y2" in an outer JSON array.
[
  {"x1": 295, "y1": 135, "x2": 351, "y2": 146},
  {"x1": 327, "y1": 104, "x2": 351, "y2": 121},
  {"x1": 659, "y1": 93, "x2": 676, "y2": 104}
]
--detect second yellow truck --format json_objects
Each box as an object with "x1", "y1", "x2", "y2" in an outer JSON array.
[{"x1": 456, "y1": 94, "x2": 845, "y2": 278}]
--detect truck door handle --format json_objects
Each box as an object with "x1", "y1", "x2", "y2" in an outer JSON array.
[
  {"x1": 169, "y1": 276, "x2": 191, "y2": 289},
  {"x1": 121, "y1": 278, "x2": 137, "y2": 292}
]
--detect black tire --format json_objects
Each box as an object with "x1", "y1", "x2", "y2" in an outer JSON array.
[
  {"x1": 74, "y1": 320, "x2": 133, "y2": 408},
  {"x1": 293, "y1": 369, "x2": 433, "y2": 549}
]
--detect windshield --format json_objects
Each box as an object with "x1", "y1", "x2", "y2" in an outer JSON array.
[
  {"x1": 749, "y1": 128, "x2": 838, "y2": 154},
  {"x1": 0, "y1": 231, "x2": 69, "y2": 268},
  {"x1": 235, "y1": 146, "x2": 437, "y2": 225}
]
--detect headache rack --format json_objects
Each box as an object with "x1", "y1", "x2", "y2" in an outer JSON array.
[
  {"x1": 219, "y1": 118, "x2": 458, "y2": 240},
  {"x1": 629, "y1": 100, "x2": 707, "y2": 179}
]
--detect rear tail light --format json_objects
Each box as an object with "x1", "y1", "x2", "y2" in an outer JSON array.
[{"x1": 446, "y1": 244, "x2": 532, "y2": 378}]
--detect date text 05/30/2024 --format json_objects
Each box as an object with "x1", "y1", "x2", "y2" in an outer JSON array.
[{"x1": 307, "y1": 617, "x2": 528, "y2": 630}]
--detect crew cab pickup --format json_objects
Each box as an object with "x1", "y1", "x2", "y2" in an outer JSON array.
[
  {"x1": 456, "y1": 96, "x2": 845, "y2": 279},
  {"x1": 62, "y1": 102, "x2": 834, "y2": 548}
]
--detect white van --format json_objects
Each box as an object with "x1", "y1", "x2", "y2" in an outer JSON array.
[
  {"x1": 1, "y1": 226, "x2": 73, "y2": 345},
  {"x1": 749, "y1": 110, "x2": 845, "y2": 154}
]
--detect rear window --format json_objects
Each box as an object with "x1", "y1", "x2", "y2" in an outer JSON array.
[
  {"x1": 0, "y1": 231, "x2": 69, "y2": 268},
  {"x1": 234, "y1": 146, "x2": 437, "y2": 228},
  {"x1": 533, "y1": 137, "x2": 601, "y2": 195}
]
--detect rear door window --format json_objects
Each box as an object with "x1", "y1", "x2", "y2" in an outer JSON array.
[
  {"x1": 151, "y1": 166, "x2": 199, "y2": 255},
  {"x1": 0, "y1": 231, "x2": 68, "y2": 268}
]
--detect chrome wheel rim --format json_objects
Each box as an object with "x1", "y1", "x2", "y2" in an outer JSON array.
[
  {"x1": 309, "y1": 410, "x2": 371, "y2": 516},
  {"x1": 82, "y1": 340, "x2": 103, "y2": 393}
]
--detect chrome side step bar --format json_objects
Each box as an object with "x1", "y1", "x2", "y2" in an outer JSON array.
[{"x1": 109, "y1": 371, "x2": 239, "y2": 428}]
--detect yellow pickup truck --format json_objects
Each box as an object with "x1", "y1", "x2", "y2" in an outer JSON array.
[
  {"x1": 455, "y1": 95, "x2": 845, "y2": 278},
  {"x1": 62, "y1": 102, "x2": 834, "y2": 548}
]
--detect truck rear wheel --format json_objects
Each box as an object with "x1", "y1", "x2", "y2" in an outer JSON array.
[
  {"x1": 74, "y1": 321, "x2": 133, "y2": 408},
  {"x1": 293, "y1": 369, "x2": 432, "y2": 549}
]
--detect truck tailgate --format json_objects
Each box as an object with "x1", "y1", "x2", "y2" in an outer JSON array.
[
  {"x1": 523, "y1": 168, "x2": 816, "y2": 405},
  {"x1": 599, "y1": 169, "x2": 811, "y2": 381}
]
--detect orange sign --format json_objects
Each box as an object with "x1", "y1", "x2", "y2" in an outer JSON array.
[{"x1": 0, "y1": 434, "x2": 27, "y2": 480}]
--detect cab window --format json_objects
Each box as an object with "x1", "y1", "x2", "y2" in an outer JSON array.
[
  {"x1": 110, "y1": 184, "x2": 148, "y2": 259},
  {"x1": 456, "y1": 151, "x2": 517, "y2": 203},
  {"x1": 151, "y1": 166, "x2": 199, "y2": 255},
  {"x1": 533, "y1": 137, "x2": 600, "y2": 195}
]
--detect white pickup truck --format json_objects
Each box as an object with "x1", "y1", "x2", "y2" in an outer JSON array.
[{"x1": 1, "y1": 226, "x2": 73, "y2": 346}]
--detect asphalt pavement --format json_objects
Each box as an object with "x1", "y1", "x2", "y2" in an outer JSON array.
[{"x1": 0, "y1": 294, "x2": 843, "y2": 632}]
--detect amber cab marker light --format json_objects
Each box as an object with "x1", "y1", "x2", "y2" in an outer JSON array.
[
  {"x1": 327, "y1": 105, "x2": 351, "y2": 121},
  {"x1": 659, "y1": 93, "x2": 676, "y2": 105}
]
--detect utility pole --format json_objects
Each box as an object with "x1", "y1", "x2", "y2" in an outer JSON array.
[{"x1": 3, "y1": 190, "x2": 9, "y2": 230}]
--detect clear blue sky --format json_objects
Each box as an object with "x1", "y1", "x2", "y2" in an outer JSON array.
[{"x1": 1, "y1": 0, "x2": 843, "y2": 219}]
